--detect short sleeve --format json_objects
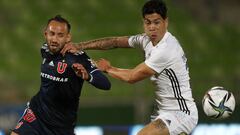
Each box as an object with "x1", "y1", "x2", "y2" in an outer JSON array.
[{"x1": 128, "y1": 34, "x2": 148, "y2": 49}]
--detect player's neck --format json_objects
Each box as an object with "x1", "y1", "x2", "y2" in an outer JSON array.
[
  {"x1": 152, "y1": 31, "x2": 167, "y2": 46},
  {"x1": 49, "y1": 51, "x2": 61, "y2": 56},
  {"x1": 152, "y1": 36, "x2": 163, "y2": 46}
]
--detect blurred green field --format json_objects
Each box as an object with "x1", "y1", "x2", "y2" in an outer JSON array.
[{"x1": 0, "y1": 0, "x2": 239, "y2": 124}]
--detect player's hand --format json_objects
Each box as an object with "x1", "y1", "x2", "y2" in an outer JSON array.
[
  {"x1": 96, "y1": 58, "x2": 111, "y2": 73},
  {"x1": 61, "y1": 42, "x2": 79, "y2": 56},
  {"x1": 72, "y1": 63, "x2": 89, "y2": 80}
]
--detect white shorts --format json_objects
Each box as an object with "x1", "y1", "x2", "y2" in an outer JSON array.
[{"x1": 151, "y1": 105, "x2": 198, "y2": 135}]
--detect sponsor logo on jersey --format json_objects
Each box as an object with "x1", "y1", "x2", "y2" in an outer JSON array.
[
  {"x1": 40, "y1": 72, "x2": 68, "y2": 82},
  {"x1": 166, "y1": 119, "x2": 171, "y2": 126},
  {"x1": 57, "y1": 62, "x2": 67, "y2": 74}
]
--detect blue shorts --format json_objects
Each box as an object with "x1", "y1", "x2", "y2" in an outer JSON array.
[{"x1": 12, "y1": 105, "x2": 75, "y2": 135}]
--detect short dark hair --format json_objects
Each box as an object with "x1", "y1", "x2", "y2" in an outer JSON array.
[
  {"x1": 47, "y1": 15, "x2": 71, "y2": 33},
  {"x1": 142, "y1": 0, "x2": 168, "y2": 19}
]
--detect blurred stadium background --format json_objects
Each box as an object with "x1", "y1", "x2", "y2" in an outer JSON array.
[{"x1": 0, "y1": 0, "x2": 239, "y2": 134}]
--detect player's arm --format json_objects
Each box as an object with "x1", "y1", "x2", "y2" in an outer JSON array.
[
  {"x1": 97, "y1": 59, "x2": 156, "y2": 83},
  {"x1": 87, "y1": 69, "x2": 111, "y2": 90},
  {"x1": 72, "y1": 63, "x2": 111, "y2": 90},
  {"x1": 61, "y1": 36, "x2": 130, "y2": 54}
]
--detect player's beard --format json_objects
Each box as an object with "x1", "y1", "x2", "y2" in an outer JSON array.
[{"x1": 48, "y1": 42, "x2": 64, "y2": 54}]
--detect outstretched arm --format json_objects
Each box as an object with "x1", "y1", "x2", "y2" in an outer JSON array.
[
  {"x1": 78, "y1": 36, "x2": 130, "y2": 50},
  {"x1": 96, "y1": 59, "x2": 156, "y2": 84},
  {"x1": 61, "y1": 36, "x2": 130, "y2": 55}
]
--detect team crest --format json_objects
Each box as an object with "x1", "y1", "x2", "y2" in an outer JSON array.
[
  {"x1": 57, "y1": 62, "x2": 67, "y2": 74},
  {"x1": 23, "y1": 109, "x2": 36, "y2": 123}
]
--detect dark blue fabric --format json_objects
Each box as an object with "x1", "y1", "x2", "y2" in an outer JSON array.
[{"x1": 28, "y1": 43, "x2": 111, "y2": 129}]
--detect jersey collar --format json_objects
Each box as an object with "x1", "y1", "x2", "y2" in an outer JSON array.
[{"x1": 155, "y1": 31, "x2": 170, "y2": 47}]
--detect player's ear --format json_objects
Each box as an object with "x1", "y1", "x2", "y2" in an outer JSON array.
[
  {"x1": 43, "y1": 27, "x2": 48, "y2": 39},
  {"x1": 66, "y1": 33, "x2": 71, "y2": 43},
  {"x1": 164, "y1": 17, "x2": 168, "y2": 29}
]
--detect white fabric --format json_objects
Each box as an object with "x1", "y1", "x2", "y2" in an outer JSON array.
[{"x1": 154, "y1": 105, "x2": 198, "y2": 135}]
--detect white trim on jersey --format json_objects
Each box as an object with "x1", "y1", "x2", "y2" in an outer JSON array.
[{"x1": 42, "y1": 43, "x2": 49, "y2": 52}]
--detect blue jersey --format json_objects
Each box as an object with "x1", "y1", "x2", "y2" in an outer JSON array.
[{"x1": 29, "y1": 44, "x2": 111, "y2": 129}]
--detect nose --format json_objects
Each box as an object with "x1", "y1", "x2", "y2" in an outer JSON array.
[
  {"x1": 149, "y1": 24, "x2": 156, "y2": 31},
  {"x1": 51, "y1": 35, "x2": 57, "y2": 42},
  {"x1": 49, "y1": 35, "x2": 58, "y2": 44}
]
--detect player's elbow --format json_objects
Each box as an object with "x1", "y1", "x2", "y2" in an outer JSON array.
[
  {"x1": 90, "y1": 72, "x2": 111, "y2": 90},
  {"x1": 127, "y1": 80, "x2": 137, "y2": 84},
  {"x1": 102, "y1": 81, "x2": 111, "y2": 90},
  {"x1": 94, "y1": 80, "x2": 111, "y2": 90},
  {"x1": 96, "y1": 77, "x2": 111, "y2": 90},
  {"x1": 126, "y1": 77, "x2": 138, "y2": 84},
  {"x1": 124, "y1": 73, "x2": 139, "y2": 84}
]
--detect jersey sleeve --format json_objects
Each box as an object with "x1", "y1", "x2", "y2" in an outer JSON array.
[
  {"x1": 144, "y1": 47, "x2": 170, "y2": 73},
  {"x1": 74, "y1": 52, "x2": 111, "y2": 90},
  {"x1": 75, "y1": 52, "x2": 98, "y2": 74},
  {"x1": 128, "y1": 34, "x2": 148, "y2": 49}
]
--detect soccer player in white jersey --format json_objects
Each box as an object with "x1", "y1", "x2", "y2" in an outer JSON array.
[{"x1": 61, "y1": 0, "x2": 198, "y2": 134}]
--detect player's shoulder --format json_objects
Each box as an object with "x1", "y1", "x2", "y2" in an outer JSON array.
[
  {"x1": 130, "y1": 33, "x2": 149, "y2": 42},
  {"x1": 164, "y1": 32, "x2": 181, "y2": 47},
  {"x1": 159, "y1": 32, "x2": 184, "y2": 60},
  {"x1": 65, "y1": 51, "x2": 89, "y2": 59},
  {"x1": 41, "y1": 43, "x2": 49, "y2": 52},
  {"x1": 129, "y1": 33, "x2": 150, "y2": 48},
  {"x1": 72, "y1": 51, "x2": 86, "y2": 56},
  {"x1": 132, "y1": 33, "x2": 148, "y2": 38}
]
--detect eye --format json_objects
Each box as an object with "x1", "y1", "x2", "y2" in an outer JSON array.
[
  {"x1": 143, "y1": 19, "x2": 151, "y2": 25},
  {"x1": 144, "y1": 20, "x2": 151, "y2": 25},
  {"x1": 154, "y1": 20, "x2": 161, "y2": 25},
  {"x1": 49, "y1": 31, "x2": 55, "y2": 36},
  {"x1": 58, "y1": 33, "x2": 64, "y2": 38}
]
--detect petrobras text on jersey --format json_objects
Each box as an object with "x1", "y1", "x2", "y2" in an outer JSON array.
[{"x1": 40, "y1": 72, "x2": 68, "y2": 82}]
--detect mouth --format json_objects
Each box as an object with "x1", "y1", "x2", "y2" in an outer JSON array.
[
  {"x1": 150, "y1": 34, "x2": 157, "y2": 39},
  {"x1": 49, "y1": 44, "x2": 58, "y2": 49}
]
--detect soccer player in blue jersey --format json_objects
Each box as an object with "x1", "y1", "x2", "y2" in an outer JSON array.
[{"x1": 11, "y1": 15, "x2": 111, "y2": 135}]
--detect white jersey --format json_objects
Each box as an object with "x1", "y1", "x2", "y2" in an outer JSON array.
[{"x1": 128, "y1": 32, "x2": 196, "y2": 114}]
